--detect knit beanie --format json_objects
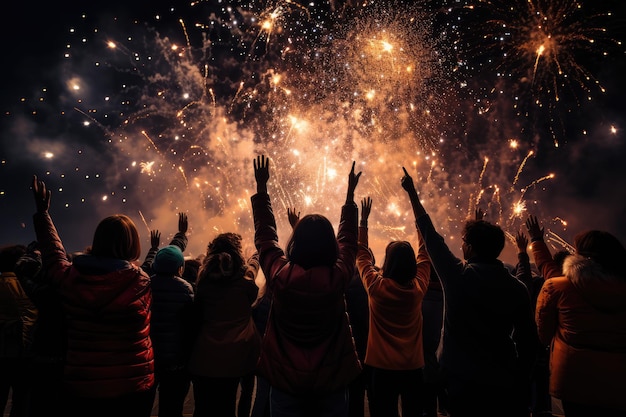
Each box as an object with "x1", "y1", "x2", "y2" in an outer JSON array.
[{"x1": 152, "y1": 245, "x2": 184, "y2": 275}]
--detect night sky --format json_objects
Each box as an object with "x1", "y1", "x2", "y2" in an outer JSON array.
[{"x1": 1, "y1": 0, "x2": 625, "y2": 264}]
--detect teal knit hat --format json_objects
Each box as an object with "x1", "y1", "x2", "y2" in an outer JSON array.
[{"x1": 152, "y1": 245, "x2": 184, "y2": 274}]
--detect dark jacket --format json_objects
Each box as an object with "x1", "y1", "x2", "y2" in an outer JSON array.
[
  {"x1": 15, "y1": 249, "x2": 66, "y2": 362},
  {"x1": 251, "y1": 192, "x2": 361, "y2": 395},
  {"x1": 0, "y1": 271, "x2": 38, "y2": 357},
  {"x1": 149, "y1": 272, "x2": 194, "y2": 370},
  {"x1": 188, "y1": 253, "x2": 261, "y2": 378},
  {"x1": 416, "y1": 214, "x2": 537, "y2": 384},
  {"x1": 33, "y1": 212, "x2": 154, "y2": 398}
]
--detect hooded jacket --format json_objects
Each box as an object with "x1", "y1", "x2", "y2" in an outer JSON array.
[
  {"x1": 251, "y1": 192, "x2": 361, "y2": 395},
  {"x1": 534, "y1": 241, "x2": 626, "y2": 410},
  {"x1": 33, "y1": 212, "x2": 154, "y2": 398},
  {"x1": 187, "y1": 252, "x2": 261, "y2": 378}
]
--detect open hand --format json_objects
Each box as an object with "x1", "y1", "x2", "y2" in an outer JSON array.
[
  {"x1": 515, "y1": 230, "x2": 528, "y2": 252},
  {"x1": 254, "y1": 155, "x2": 270, "y2": 187},
  {"x1": 525, "y1": 215, "x2": 544, "y2": 242},
  {"x1": 287, "y1": 207, "x2": 300, "y2": 229},
  {"x1": 31, "y1": 175, "x2": 51, "y2": 213},
  {"x1": 178, "y1": 212, "x2": 188, "y2": 234},
  {"x1": 361, "y1": 197, "x2": 372, "y2": 223},
  {"x1": 150, "y1": 230, "x2": 161, "y2": 250}
]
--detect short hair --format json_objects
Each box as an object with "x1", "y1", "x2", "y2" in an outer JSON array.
[
  {"x1": 574, "y1": 230, "x2": 626, "y2": 276},
  {"x1": 0, "y1": 244, "x2": 27, "y2": 272},
  {"x1": 552, "y1": 250, "x2": 571, "y2": 273},
  {"x1": 90, "y1": 215, "x2": 141, "y2": 261},
  {"x1": 286, "y1": 214, "x2": 339, "y2": 270},
  {"x1": 381, "y1": 241, "x2": 417, "y2": 285},
  {"x1": 463, "y1": 219, "x2": 505, "y2": 259}
]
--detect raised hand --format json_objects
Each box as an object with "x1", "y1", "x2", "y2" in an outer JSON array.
[
  {"x1": 361, "y1": 197, "x2": 372, "y2": 223},
  {"x1": 346, "y1": 161, "x2": 362, "y2": 203},
  {"x1": 475, "y1": 207, "x2": 485, "y2": 221},
  {"x1": 31, "y1": 175, "x2": 51, "y2": 213},
  {"x1": 287, "y1": 207, "x2": 300, "y2": 229},
  {"x1": 515, "y1": 230, "x2": 528, "y2": 253},
  {"x1": 150, "y1": 230, "x2": 161, "y2": 250},
  {"x1": 254, "y1": 155, "x2": 270, "y2": 194},
  {"x1": 401, "y1": 166, "x2": 427, "y2": 218},
  {"x1": 178, "y1": 212, "x2": 188, "y2": 234},
  {"x1": 525, "y1": 215, "x2": 544, "y2": 242},
  {"x1": 401, "y1": 167, "x2": 417, "y2": 196}
]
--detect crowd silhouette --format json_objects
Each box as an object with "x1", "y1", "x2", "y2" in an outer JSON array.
[{"x1": 1, "y1": 157, "x2": 625, "y2": 417}]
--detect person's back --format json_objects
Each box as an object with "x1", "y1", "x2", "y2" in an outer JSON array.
[
  {"x1": 251, "y1": 155, "x2": 362, "y2": 417},
  {"x1": 356, "y1": 196, "x2": 431, "y2": 417},
  {"x1": 31, "y1": 176, "x2": 155, "y2": 417},
  {"x1": 13, "y1": 241, "x2": 66, "y2": 417},
  {"x1": 401, "y1": 168, "x2": 536, "y2": 417},
  {"x1": 149, "y1": 245, "x2": 194, "y2": 417},
  {"x1": 535, "y1": 229, "x2": 626, "y2": 416},
  {"x1": 0, "y1": 244, "x2": 38, "y2": 417},
  {"x1": 188, "y1": 233, "x2": 261, "y2": 417}
]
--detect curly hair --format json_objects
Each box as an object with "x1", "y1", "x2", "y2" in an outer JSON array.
[{"x1": 199, "y1": 233, "x2": 246, "y2": 282}]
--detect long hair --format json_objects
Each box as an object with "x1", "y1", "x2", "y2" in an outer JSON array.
[
  {"x1": 286, "y1": 214, "x2": 339, "y2": 269},
  {"x1": 381, "y1": 241, "x2": 417, "y2": 285},
  {"x1": 90, "y1": 214, "x2": 141, "y2": 261},
  {"x1": 574, "y1": 230, "x2": 626, "y2": 277},
  {"x1": 199, "y1": 233, "x2": 246, "y2": 282}
]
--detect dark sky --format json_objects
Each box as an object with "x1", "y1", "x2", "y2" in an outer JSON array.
[{"x1": 1, "y1": 0, "x2": 625, "y2": 262}]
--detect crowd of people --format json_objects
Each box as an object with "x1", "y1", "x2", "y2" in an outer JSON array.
[{"x1": 1, "y1": 155, "x2": 625, "y2": 417}]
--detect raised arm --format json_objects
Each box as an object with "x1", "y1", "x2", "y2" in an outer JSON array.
[
  {"x1": 401, "y1": 167, "x2": 426, "y2": 219},
  {"x1": 525, "y1": 215, "x2": 561, "y2": 279},
  {"x1": 141, "y1": 229, "x2": 161, "y2": 272},
  {"x1": 254, "y1": 154, "x2": 270, "y2": 195},
  {"x1": 169, "y1": 212, "x2": 189, "y2": 251},
  {"x1": 346, "y1": 161, "x2": 362, "y2": 205},
  {"x1": 514, "y1": 230, "x2": 534, "y2": 293}
]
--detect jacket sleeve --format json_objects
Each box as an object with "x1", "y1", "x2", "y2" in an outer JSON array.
[
  {"x1": 357, "y1": 225, "x2": 380, "y2": 290},
  {"x1": 169, "y1": 231, "x2": 188, "y2": 252},
  {"x1": 530, "y1": 240, "x2": 562, "y2": 280},
  {"x1": 415, "y1": 227, "x2": 431, "y2": 293},
  {"x1": 535, "y1": 278, "x2": 560, "y2": 346},
  {"x1": 252, "y1": 192, "x2": 289, "y2": 280},
  {"x1": 515, "y1": 251, "x2": 533, "y2": 293},
  {"x1": 32, "y1": 211, "x2": 72, "y2": 285},
  {"x1": 416, "y1": 214, "x2": 464, "y2": 292},
  {"x1": 140, "y1": 247, "x2": 158, "y2": 275},
  {"x1": 335, "y1": 202, "x2": 358, "y2": 285}
]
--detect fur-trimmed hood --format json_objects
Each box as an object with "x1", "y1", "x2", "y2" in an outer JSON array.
[{"x1": 564, "y1": 254, "x2": 626, "y2": 313}]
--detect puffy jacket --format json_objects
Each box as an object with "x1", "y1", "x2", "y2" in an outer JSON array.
[
  {"x1": 0, "y1": 271, "x2": 38, "y2": 357},
  {"x1": 534, "y1": 241, "x2": 626, "y2": 410},
  {"x1": 251, "y1": 192, "x2": 361, "y2": 395},
  {"x1": 33, "y1": 212, "x2": 154, "y2": 398},
  {"x1": 149, "y1": 273, "x2": 194, "y2": 369}
]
